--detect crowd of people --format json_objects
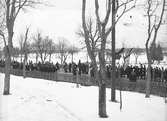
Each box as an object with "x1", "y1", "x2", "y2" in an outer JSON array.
[
  {"x1": 0, "y1": 59, "x2": 90, "y2": 75},
  {"x1": 108, "y1": 64, "x2": 167, "y2": 83},
  {"x1": 0, "y1": 59, "x2": 167, "y2": 83},
  {"x1": 104, "y1": 64, "x2": 167, "y2": 83}
]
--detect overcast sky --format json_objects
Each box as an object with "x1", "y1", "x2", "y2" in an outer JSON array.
[{"x1": 13, "y1": 0, "x2": 167, "y2": 48}]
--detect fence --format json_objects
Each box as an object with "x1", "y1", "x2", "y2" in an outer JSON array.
[{"x1": 0, "y1": 67, "x2": 166, "y2": 97}]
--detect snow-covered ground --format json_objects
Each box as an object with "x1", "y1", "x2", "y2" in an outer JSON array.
[{"x1": 0, "y1": 73, "x2": 167, "y2": 121}]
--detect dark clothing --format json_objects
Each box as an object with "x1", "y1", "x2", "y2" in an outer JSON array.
[{"x1": 129, "y1": 71, "x2": 137, "y2": 82}]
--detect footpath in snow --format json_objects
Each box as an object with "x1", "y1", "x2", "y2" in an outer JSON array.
[{"x1": 0, "y1": 73, "x2": 167, "y2": 121}]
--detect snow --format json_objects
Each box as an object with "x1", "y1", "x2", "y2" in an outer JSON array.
[{"x1": 0, "y1": 73, "x2": 167, "y2": 121}]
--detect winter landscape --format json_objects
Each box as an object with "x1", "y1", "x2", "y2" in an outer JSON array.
[
  {"x1": 0, "y1": 73, "x2": 167, "y2": 121},
  {"x1": 0, "y1": 0, "x2": 167, "y2": 121}
]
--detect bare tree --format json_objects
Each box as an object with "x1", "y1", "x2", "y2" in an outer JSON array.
[
  {"x1": 0, "y1": 1, "x2": 6, "y2": 50},
  {"x1": 31, "y1": 39, "x2": 39, "y2": 64},
  {"x1": 56, "y1": 37, "x2": 69, "y2": 64},
  {"x1": 32, "y1": 32, "x2": 42, "y2": 63},
  {"x1": 76, "y1": 17, "x2": 100, "y2": 56},
  {"x1": 106, "y1": 48, "x2": 124, "y2": 62},
  {"x1": 47, "y1": 39, "x2": 56, "y2": 63},
  {"x1": 132, "y1": 48, "x2": 145, "y2": 64},
  {"x1": 142, "y1": 0, "x2": 167, "y2": 97},
  {"x1": 20, "y1": 27, "x2": 30, "y2": 78},
  {"x1": 0, "y1": 0, "x2": 42, "y2": 95},
  {"x1": 32, "y1": 32, "x2": 51, "y2": 64},
  {"x1": 82, "y1": 0, "x2": 112, "y2": 117},
  {"x1": 122, "y1": 48, "x2": 133, "y2": 66},
  {"x1": 18, "y1": 34, "x2": 24, "y2": 63},
  {"x1": 82, "y1": 0, "x2": 137, "y2": 117},
  {"x1": 18, "y1": 27, "x2": 30, "y2": 63},
  {"x1": 68, "y1": 45, "x2": 80, "y2": 63},
  {"x1": 11, "y1": 47, "x2": 20, "y2": 61}
]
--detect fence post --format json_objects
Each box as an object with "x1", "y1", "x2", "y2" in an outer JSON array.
[
  {"x1": 55, "y1": 71, "x2": 58, "y2": 81},
  {"x1": 76, "y1": 69, "x2": 79, "y2": 88}
]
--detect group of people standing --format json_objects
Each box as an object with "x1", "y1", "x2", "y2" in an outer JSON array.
[
  {"x1": 0, "y1": 59, "x2": 167, "y2": 83},
  {"x1": 62, "y1": 60, "x2": 89, "y2": 75},
  {"x1": 73, "y1": 62, "x2": 167, "y2": 83},
  {"x1": 106, "y1": 64, "x2": 167, "y2": 83}
]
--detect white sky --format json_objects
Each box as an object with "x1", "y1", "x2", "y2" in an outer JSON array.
[{"x1": 13, "y1": 0, "x2": 167, "y2": 48}]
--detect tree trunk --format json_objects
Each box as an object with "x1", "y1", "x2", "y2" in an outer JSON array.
[
  {"x1": 95, "y1": 66, "x2": 107, "y2": 118},
  {"x1": 49, "y1": 54, "x2": 51, "y2": 62},
  {"x1": 98, "y1": 81, "x2": 107, "y2": 117},
  {"x1": 152, "y1": 68, "x2": 155, "y2": 82},
  {"x1": 87, "y1": 53, "x2": 89, "y2": 62},
  {"x1": 98, "y1": 51, "x2": 107, "y2": 117},
  {"x1": 98, "y1": 46, "x2": 107, "y2": 117},
  {"x1": 82, "y1": 0, "x2": 107, "y2": 117},
  {"x1": 145, "y1": 44, "x2": 151, "y2": 98},
  {"x1": 161, "y1": 70, "x2": 164, "y2": 82},
  {"x1": 4, "y1": 23, "x2": 14, "y2": 94},
  {"x1": 23, "y1": 54, "x2": 27, "y2": 78},
  {"x1": 3, "y1": 48, "x2": 11, "y2": 95},
  {"x1": 71, "y1": 53, "x2": 73, "y2": 63},
  {"x1": 40, "y1": 54, "x2": 44, "y2": 64},
  {"x1": 61, "y1": 55, "x2": 63, "y2": 65},
  {"x1": 111, "y1": 0, "x2": 116, "y2": 102},
  {"x1": 145, "y1": 63, "x2": 151, "y2": 97},
  {"x1": 20, "y1": 53, "x2": 23, "y2": 63},
  {"x1": 36, "y1": 53, "x2": 38, "y2": 64}
]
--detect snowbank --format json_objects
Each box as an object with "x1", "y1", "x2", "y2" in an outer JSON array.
[{"x1": 0, "y1": 73, "x2": 167, "y2": 121}]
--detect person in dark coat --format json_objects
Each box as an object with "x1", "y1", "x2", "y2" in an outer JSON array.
[
  {"x1": 129, "y1": 69, "x2": 137, "y2": 82},
  {"x1": 69, "y1": 63, "x2": 72, "y2": 73},
  {"x1": 78, "y1": 60, "x2": 82, "y2": 75},
  {"x1": 72, "y1": 62, "x2": 77, "y2": 75}
]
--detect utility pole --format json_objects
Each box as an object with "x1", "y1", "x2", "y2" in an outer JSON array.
[{"x1": 111, "y1": 0, "x2": 116, "y2": 101}]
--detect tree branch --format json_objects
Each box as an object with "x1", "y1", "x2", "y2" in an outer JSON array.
[{"x1": 105, "y1": 0, "x2": 137, "y2": 36}]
